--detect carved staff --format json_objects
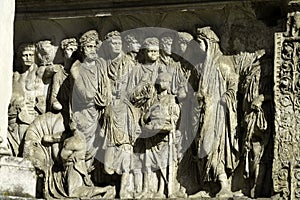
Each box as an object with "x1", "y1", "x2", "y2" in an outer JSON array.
[{"x1": 168, "y1": 108, "x2": 177, "y2": 197}]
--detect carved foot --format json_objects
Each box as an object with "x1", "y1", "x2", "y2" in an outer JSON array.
[
  {"x1": 169, "y1": 187, "x2": 187, "y2": 198},
  {"x1": 189, "y1": 191, "x2": 210, "y2": 198},
  {"x1": 152, "y1": 192, "x2": 166, "y2": 199},
  {"x1": 102, "y1": 185, "x2": 116, "y2": 199},
  {"x1": 119, "y1": 191, "x2": 133, "y2": 199},
  {"x1": 134, "y1": 190, "x2": 154, "y2": 199},
  {"x1": 215, "y1": 187, "x2": 233, "y2": 198}
]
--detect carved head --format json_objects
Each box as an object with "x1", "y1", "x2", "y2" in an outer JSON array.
[
  {"x1": 160, "y1": 33, "x2": 174, "y2": 55},
  {"x1": 124, "y1": 34, "x2": 141, "y2": 53},
  {"x1": 156, "y1": 71, "x2": 172, "y2": 92},
  {"x1": 142, "y1": 37, "x2": 160, "y2": 63},
  {"x1": 61, "y1": 38, "x2": 78, "y2": 59},
  {"x1": 196, "y1": 26, "x2": 219, "y2": 52},
  {"x1": 177, "y1": 32, "x2": 193, "y2": 54},
  {"x1": 105, "y1": 31, "x2": 122, "y2": 57},
  {"x1": 36, "y1": 40, "x2": 57, "y2": 65},
  {"x1": 17, "y1": 43, "x2": 36, "y2": 68},
  {"x1": 79, "y1": 30, "x2": 100, "y2": 60}
]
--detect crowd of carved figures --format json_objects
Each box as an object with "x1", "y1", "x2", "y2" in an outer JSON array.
[{"x1": 8, "y1": 25, "x2": 273, "y2": 199}]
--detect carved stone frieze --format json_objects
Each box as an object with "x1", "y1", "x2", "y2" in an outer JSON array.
[
  {"x1": 3, "y1": 1, "x2": 284, "y2": 199},
  {"x1": 273, "y1": 5, "x2": 300, "y2": 198}
]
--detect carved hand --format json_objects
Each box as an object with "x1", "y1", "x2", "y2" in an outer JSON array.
[{"x1": 251, "y1": 94, "x2": 264, "y2": 111}]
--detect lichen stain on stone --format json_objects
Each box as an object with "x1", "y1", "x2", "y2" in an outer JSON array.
[{"x1": 2, "y1": 185, "x2": 34, "y2": 198}]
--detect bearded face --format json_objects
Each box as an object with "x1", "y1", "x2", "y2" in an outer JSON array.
[{"x1": 83, "y1": 41, "x2": 98, "y2": 61}]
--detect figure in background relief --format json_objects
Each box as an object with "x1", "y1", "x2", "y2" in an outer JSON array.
[
  {"x1": 50, "y1": 38, "x2": 78, "y2": 112},
  {"x1": 8, "y1": 44, "x2": 43, "y2": 156},
  {"x1": 128, "y1": 37, "x2": 164, "y2": 108},
  {"x1": 123, "y1": 33, "x2": 144, "y2": 197},
  {"x1": 194, "y1": 26, "x2": 239, "y2": 198},
  {"x1": 36, "y1": 40, "x2": 61, "y2": 113},
  {"x1": 175, "y1": 32, "x2": 194, "y2": 57},
  {"x1": 70, "y1": 30, "x2": 110, "y2": 171},
  {"x1": 101, "y1": 30, "x2": 140, "y2": 199},
  {"x1": 236, "y1": 50, "x2": 272, "y2": 198},
  {"x1": 172, "y1": 31, "x2": 201, "y2": 195},
  {"x1": 158, "y1": 33, "x2": 187, "y2": 99},
  {"x1": 123, "y1": 34, "x2": 141, "y2": 64}
]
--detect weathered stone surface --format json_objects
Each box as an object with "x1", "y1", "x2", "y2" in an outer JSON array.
[
  {"x1": 0, "y1": 0, "x2": 14, "y2": 155},
  {"x1": 0, "y1": 0, "x2": 297, "y2": 199},
  {"x1": 0, "y1": 156, "x2": 36, "y2": 198}
]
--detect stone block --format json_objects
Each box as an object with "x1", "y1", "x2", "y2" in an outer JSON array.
[{"x1": 0, "y1": 156, "x2": 36, "y2": 198}]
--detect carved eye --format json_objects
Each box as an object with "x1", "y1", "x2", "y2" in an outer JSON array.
[{"x1": 33, "y1": 142, "x2": 38, "y2": 147}]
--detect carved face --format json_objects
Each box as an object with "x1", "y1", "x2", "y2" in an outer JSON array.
[
  {"x1": 108, "y1": 37, "x2": 122, "y2": 55},
  {"x1": 178, "y1": 41, "x2": 187, "y2": 54},
  {"x1": 83, "y1": 40, "x2": 97, "y2": 60},
  {"x1": 145, "y1": 46, "x2": 159, "y2": 62},
  {"x1": 64, "y1": 45, "x2": 77, "y2": 59},
  {"x1": 128, "y1": 39, "x2": 141, "y2": 53},
  {"x1": 161, "y1": 40, "x2": 173, "y2": 55},
  {"x1": 157, "y1": 79, "x2": 171, "y2": 92},
  {"x1": 21, "y1": 50, "x2": 35, "y2": 67}
]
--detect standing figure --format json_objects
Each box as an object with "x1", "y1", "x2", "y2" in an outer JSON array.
[
  {"x1": 101, "y1": 30, "x2": 140, "y2": 199},
  {"x1": 70, "y1": 30, "x2": 110, "y2": 171},
  {"x1": 123, "y1": 33, "x2": 144, "y2": 197},
  {"x1": 8, "y1": 43, "x2": 46, "y2": 156},
  {"x1": 158, "y1": 33, "x2": 187, "y2": 99},
  {"x1": 195, "y1": 27, "x2": 239, "y2": 198},
  {"x1": 36, "y1": 40, "x2": 61, "y2": 113},
  {"x1": 50, "y1": 38, "x2": 78, "y2": 112},
  {"x1": 237, "y1": 50, "x2": 271, "y2": 197},
  {"x1": 123, "y1": 34, "x2": 141, "y2": 64},
  {"x1": 142, "y1": 71, "x2": 186, "y2": 198},
  {"x1": 128, "y1": 37, "x2": 166, "y2": 199},
  {"x1": 128, "y1": 37, "x2": 163, "y2": 93},
  {"x1": 173, "y1": 32, "x2": 195, "y2": 80}
]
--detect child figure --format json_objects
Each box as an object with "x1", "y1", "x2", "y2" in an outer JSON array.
[{"x1": 141, "y1": 71, "x2": 186, "y2": 198}]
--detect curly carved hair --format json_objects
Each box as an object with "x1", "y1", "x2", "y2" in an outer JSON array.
[
  {"x1": 60, "y1": 38, "x2": 78, "y2": 50},
  {"x1": 142, "y1": 37, "x2": 159, "y2": 49},
  {"x1": 104, "y1": 30, "x2": 121, "y2": 41},
  {"x1": 79, "y1": 30, "x2": 100, "y2": 46},
  {"x1": 17, "y1": 43, "x2": 35, "y2": 55}
]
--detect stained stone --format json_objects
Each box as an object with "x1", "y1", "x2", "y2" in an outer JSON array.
[{"x1": 0, "y1": 156, "x2": 36, "y2": 198}]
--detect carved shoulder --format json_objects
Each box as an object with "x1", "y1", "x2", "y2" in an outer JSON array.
[{"x1": 70, "y1": 60, "x2": 81, "y2": 79}]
